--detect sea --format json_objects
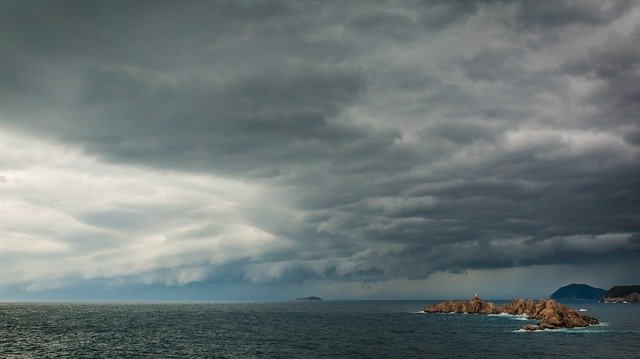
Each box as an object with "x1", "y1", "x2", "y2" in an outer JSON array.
[{"x1": 0, "y1": 300, "x2": 638, "y2": 358}]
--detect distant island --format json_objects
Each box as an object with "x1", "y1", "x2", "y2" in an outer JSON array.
[
  {"x1": 550, "y1": 283, "x2": 605, "y2": 301},
  {"x1": 601, "y1": 285, "x2": 640, "y2": 303},
  {"x1": 295, "y1": 296, "x2": 323, "y2": 301},
  {"x1": 424, "y1": 294, "x2": 598, "y2": 331}
]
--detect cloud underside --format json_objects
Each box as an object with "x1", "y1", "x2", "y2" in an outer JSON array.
[{"x1": 0, "y1": 0, "x2": 639, "y2": 294}]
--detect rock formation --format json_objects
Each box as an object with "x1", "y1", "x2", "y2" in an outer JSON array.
[
  {"x1": 424, "y1": 294, "x2": 499, "y2": 314},
  {"x1": 424, "y1": 295, "x2": 598, "y2": 331},
  {"x1": 502, "y1": 299, "x2": 599, "y2": 330}
]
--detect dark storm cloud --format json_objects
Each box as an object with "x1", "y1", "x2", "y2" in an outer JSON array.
[
  {"x1": 562, "y1": 26, "x2": 640, "y2": 129},
  {"x1": 1, "y1": 0, "x2": 639, "y2": 288},
  {"x1": 456, "y1": 47, "x2": 525, "y2": 82},
  {"x1": 68, "y1": 64, "x2": 373, "y2": 173},
  {"x1": 347, "y1": 11, "x2": 419, "y2": 41},
  {"x1": 497, "y1": 0, "x2": 636, "y2": 48},
  {"x1": 507, "y1": 0, "x2": 634, "y2": 30}
]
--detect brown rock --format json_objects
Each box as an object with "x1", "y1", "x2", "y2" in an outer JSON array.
[
  {"x1": 424, "y1": 295, "x2": 500, "y2": 314},
  {"x1": 424, "y1": 297, "x2": 598, "y2": 331},
  {"x1": 530, "y1": 300, "x2": 598, "y2": 329},
  {"x1": 500, "y1": 299, "x2": 537, "y2": 316},
  {"x1": 499, "y1": 299, "x2": 598, "y2": 329}
]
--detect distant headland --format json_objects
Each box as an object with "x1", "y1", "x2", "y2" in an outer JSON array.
[
  {"x1": 294, "y1": 296, "x2": 323, "y2": 302},
  {"x1": 601, "y1": 285, "x2": 640, "y2": 303},
  {"x1": 424, "y1": 294, "x2": 598, "y2": 331},
  {"x1": 550, "y1": 283, "x2": 605, "y2": 301},
  {"x1": 549, "y1": 283, "x2": 640, "y2": 303}
]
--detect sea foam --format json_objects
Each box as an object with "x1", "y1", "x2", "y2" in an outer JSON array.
[
  {"x1": 514, "y1": 326, "x2": 608, "y2": 333},
  {"x1": 488, "y1": 313, "x2": 530, "y2": 321}
]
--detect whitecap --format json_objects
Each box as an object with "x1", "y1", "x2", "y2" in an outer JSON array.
[
  {"x1": 488, "y1": 313, "x2": 530, "y2": 321},
  {"x1": 488, "y1": 313, "x2": 512, "y2": 317},
  {"x1": 559, "y1": 328, "x2": 609, "y2": 333},
  {"x1": 513, "y1": 326, "x2": 608, "y2": 333},
  {"x1": 579, "y1": 308, "x2": 587, "y2": 312}
]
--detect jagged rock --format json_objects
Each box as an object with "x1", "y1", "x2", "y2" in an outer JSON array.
[
  {"x1": 501, "y1": 299, "x2": 598, "y2": 329},
  {"x1": 424, "y1": 294, "x2": 499, "y2": 314},
  {"x1": 424, "y1": 296, "x2": 598, "y2": 331},
  {"x1": 501, "y1": 299, "x2": 537, "y2": 316}
]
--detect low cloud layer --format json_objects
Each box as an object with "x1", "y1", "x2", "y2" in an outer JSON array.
[{"x1": 0, "y1": 1, "x2": 639, "y2": 299}]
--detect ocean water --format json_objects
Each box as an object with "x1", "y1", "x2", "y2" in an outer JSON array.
[{"x1": 0, "y1": 300, "x2": 638, "y2": 358}]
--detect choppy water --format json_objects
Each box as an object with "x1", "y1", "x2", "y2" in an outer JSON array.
[{"x1": 0, "y1": 300, "x2": 638, "y2": 358}]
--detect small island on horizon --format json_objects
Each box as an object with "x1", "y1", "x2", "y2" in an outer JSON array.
[{"x1": 294, "y1": 296, "x2": 323, "y2": 302}]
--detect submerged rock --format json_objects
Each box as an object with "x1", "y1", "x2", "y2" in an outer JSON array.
[{"x1": 424, "y1": 296, "x2": 598, "y2": 331}]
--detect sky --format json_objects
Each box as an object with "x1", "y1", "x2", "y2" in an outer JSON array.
[{"x1": 0, "y1": 0, "x2": 639, "y2": 301}]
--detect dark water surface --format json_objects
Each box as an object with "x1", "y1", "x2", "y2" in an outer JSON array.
[{"x1": 0, "y1": 300, "x2": 638, "y2": 358}]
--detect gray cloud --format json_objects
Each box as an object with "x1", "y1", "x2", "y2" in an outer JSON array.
[
  {"x1": 0, "y1": 0, "x2": 639, "y2": 296},
  {"x1": 347, "y1": 10, "x2": 420, "y2": 41},
  {"x1": 507, "y1": 0, "x2": 634, "y2": 30},
  {"x1": 456, "y1": 46, "x2": 525, "y2": 82},
  {"x1": 562, "y1": 26, "x2": 640, "y2": 129}
]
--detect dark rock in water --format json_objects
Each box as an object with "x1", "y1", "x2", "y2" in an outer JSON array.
[
  {"x1": 602, "y1": 285, "x2": 640, "y2": 303},
  {"x1": 550, "y1": 284, "x2": 605, "y2": 301},
  {"x1": 424, "y1": 295, "x2": 598, "y2": 331},
  {"x1": 522, "y1": 324, "x2": 539, "y2": 331},
  {"x1": 295, "y1": 296, "x2": 323, "y2": 301}
]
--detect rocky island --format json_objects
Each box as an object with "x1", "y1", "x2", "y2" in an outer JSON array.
[{"x1": 425, "y1": 294, "x2": 599, "y2": 331}]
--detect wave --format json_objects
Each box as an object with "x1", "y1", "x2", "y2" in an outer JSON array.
[
  {"x1": 488, "y1": 312, "x2": 512, "y2": 317},
  {"x1": 514, "y1": 325, "x2": 609, "y2": 333},
  {"x1": 426, "y1": 312, "x2": 463, "y2": 315},
  {"x1": 488, "y1": 313, "x2": 531, "y2": 321},
  {"x1": 579, "y1": 308, "x2": 587, "y2": 311}
]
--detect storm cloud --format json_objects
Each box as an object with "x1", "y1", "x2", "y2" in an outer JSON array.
[{"x1": 0, "y1": 0, "x2": 639, "y2": 299}]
